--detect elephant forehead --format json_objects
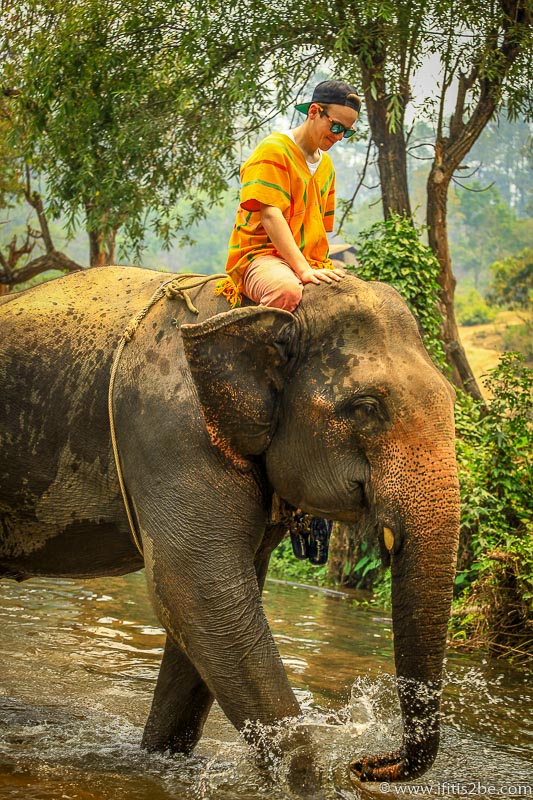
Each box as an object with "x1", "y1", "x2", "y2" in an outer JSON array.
[
  {"x1": 295, "y1": 283, "x2": 453, "y2": 402},
  {"x1": 297, "y1": 276, "x2": 420, "y2": 338},
  {"x1": 298, "y1": 292, "x2": 421, "y2": 366},
  {"x1": 300, "y1": 335, "x2": 430, "y2": 396}
]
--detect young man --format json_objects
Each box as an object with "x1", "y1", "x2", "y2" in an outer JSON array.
[{"x1": 217, "y1": 80, "x2": 361, "y2": 310}]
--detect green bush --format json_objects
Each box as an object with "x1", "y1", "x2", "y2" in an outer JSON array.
[
  {"x1": 487, "y1": 248, "x2": 533, "y2": 311},
  {"x1": 455, "y1": 289, "x2": 497, "y2": 326},
  {"x1": 503, "y1": 324, "x2": 533, "y2": 362},
  {"x1": 487, "y1": 248, "x2": 532, "y2": 362},
  {"x1": 452, "y1": 353, "x2": 533, "y2": 665}
]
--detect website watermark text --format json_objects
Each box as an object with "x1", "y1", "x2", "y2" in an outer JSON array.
[{"x1": 379, "y1": 782, "x2": 532, "y2": 797}]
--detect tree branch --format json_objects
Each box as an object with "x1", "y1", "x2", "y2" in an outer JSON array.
[
  {"x1": 442, "y1": 0, "x2": 529, "y2": 175},
  {"x1": 0, "y1": 251, "x2": 82, "y2": 287},
  {"x1": 1, "y1": 169, "x2": 83, "y2": 289}
]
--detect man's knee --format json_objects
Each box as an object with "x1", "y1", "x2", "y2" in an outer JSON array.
[
  {"x1": 265, "y1": 281, "x2": 303, "y2": 312},
  {"x1": 242, "y1": 257, "x2": 304, "y2": 311}
]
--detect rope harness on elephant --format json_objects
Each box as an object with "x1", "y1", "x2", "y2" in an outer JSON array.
[
  {"x1": 108, "y1": 273, "x2": 225, "y2": 557},
  {"x1": 108, "y1": 272, "x2": 333, "y2": 564}
]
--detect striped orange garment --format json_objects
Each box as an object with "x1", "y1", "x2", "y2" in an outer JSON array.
[{"x1": 216, "y1": 132, "x2": 336, "y2": 307}]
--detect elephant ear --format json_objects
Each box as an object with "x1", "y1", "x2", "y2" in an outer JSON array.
[{"x1": 181, "y1": 307, "x2": 298, "y2": 466}]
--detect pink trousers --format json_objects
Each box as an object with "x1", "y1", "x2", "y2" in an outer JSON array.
[{"x1": 242, "y1": 255, "x2": 303, "y2": 312}]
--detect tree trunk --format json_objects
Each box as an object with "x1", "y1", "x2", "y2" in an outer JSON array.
[
  {"x1": 328, "y1": 522, "x2": 355, "y2": 585},
  {"x1": 88, "y1": 227, "x2": 117, "y2": 267},
  {"x1": 361, "y1": 63, "x2": 411, "y2": 220},
  {"x1": 426, "y1": 157, "x2": 484, "y2": 400},
  {"x1": 374, "y1": 121, "x2": 412, "y2": 220},
  {"x1": 8, "y1": 251, "x2": 82, "y2": 286},
  {"x1": 425, "y1": 0, "x2": 529, "y2": 399},
  {"x1": 1, "y1": 184, "x2": 82, "y2": 292}
]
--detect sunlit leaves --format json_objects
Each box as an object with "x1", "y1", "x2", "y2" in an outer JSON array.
[{"x1": 2, "y1": 0, "x2": 268, "y2": 258}]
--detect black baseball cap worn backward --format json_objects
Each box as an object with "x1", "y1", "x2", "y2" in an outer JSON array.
[{"x1": 295, "y1": 80, "x2": 362, "y2": 115}]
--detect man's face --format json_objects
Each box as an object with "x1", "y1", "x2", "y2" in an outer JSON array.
[{"x1": 309, "y1": 102, "x2": 359, "y2": 151}]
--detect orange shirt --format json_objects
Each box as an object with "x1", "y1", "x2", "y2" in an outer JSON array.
[{"x1": 217, "y1": 132, "x2": 336, "y2": 306}]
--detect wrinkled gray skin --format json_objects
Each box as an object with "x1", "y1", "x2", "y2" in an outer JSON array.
[{"x1": 0, "y1": 267, "x2": 460, "y2": 795}]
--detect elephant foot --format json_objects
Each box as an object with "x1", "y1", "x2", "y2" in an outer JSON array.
[
  {"x1": 245, "y1": 719, "x2": 326, "y2": 799},
  {"x1": 273, "y1": 754, "x2": 324, "y2": 800},
  {"x1": 141, "y1": 724, "x2": 198, "y2": 756},
  {"x1": 349, "y1": 744, "x2": 436, "y2": 782}
]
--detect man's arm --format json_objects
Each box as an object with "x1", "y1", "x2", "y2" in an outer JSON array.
[{"x1": 260, "y1": 204, "x2": 343, "y2": 284}]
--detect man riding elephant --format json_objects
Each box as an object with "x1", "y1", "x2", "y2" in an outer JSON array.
[{"x1": 217, "y1": 79, "x2": 361, "y2": 310}]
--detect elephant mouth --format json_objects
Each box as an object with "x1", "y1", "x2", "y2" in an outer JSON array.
[
  {"x1": 302, "y1": 507, "x2": 357, "y2": 522},
  {"x1": 297, "y1": 480, "x2": 370, "y2": 523}
]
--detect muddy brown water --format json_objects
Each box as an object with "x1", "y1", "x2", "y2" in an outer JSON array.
[{"x1": 0, "y1": 573, "x2": 531, "y2": 799}]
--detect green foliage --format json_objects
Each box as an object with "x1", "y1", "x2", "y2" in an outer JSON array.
[
  {"x1": 350, "y1": 539, "x2": 391, "y2": 610},
  {"x1": 346, "y1": 213, "x2": 447, "y2": 368},
  {"x1": 1, "y1": 0, "x2": 255, "y2": 260},
  {"x1": 488, "y1": 248, "x2": 533, "y2": 312},
  {"x1": 451, "y1": 182, "x2": 533, "y2": 290},
  {"x1": 372, "y1": 567, "x2": 392, "y2": 610},
  {"x1": 268, "y1": 536, "x2": 328, "y2": 585},
  {"x1": 3, "y1": 0, "x2": 530, "y2": 271},
  {"x1": 138, "y1": 194, "x2": 237, "y2": 274},
  {"x1": 352, "y1": 539, "x2": 382, "y2": 586},
  {"x1": 487, "y1": 248, "x2": 533, "y2": 362},
  {"x1": 455, "y1": 353, "x2": 532, "y2": 551},
  {"x1": 503, "y1": 324, "x2": 533, "y2": 363},
  {"x1": 453, "y1": 353, "x2": 533, "y2": 664},
  {"x1": 0, "y1": 109, "x2": 24, "y2": 210},
  {"x1": 455, "y1": 289, "x2": 497, "y2": 326}
]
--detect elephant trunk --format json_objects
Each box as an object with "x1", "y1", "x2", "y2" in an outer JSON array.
[
  {"x1": 352, "y1": 435, "x2": 460, "y2": 782},
  {"x1": 390, "y1": 509, "x2": 458, "y2": 780}
]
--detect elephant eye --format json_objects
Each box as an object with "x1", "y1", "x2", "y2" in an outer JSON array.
[
  {"x1": 339, "y1": 395, "x2": 383, "y2": 419},
  {"x1": 357, "y1": 400, "x2": 379, "y2": 415}
]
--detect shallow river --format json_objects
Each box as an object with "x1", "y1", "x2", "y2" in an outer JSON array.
[{"x1": 0, "y1": 573, "x2": 531, "y2": 800}]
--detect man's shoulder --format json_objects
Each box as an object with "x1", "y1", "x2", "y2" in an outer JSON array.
[{"x1": 250, "y1": 132, "x2": 297, "y2": 159}]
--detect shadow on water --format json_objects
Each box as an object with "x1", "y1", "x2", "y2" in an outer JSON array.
[{"x1": 0, "y1": 572, "x2": 531, "y2": 799}]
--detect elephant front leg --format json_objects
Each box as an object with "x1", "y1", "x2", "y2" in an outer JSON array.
[
  {"x1": 141, "y1": 528, "x2": 285, "y2": 757},
  {"x1": 154, "y1": 551, "x2": 324, "y2": 795},
  {"x1": 135, "y1": 482, "x2": 323, "y2": 796},
  {"x1": 142, "y1": 634, "x2": 214, "y2": 754}
]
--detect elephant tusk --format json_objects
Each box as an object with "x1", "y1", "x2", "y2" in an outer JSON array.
[{"x1": 384, "y1": 527, "x2": 395, "y2": 552}]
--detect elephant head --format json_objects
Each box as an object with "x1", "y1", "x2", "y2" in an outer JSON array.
[{"x1": 181, "y1": 274, "x2": 460, "y2": 782}]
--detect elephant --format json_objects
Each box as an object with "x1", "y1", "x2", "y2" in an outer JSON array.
[{"x1": 0, "y1": 266, "x2": 460, "y2": 793}]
